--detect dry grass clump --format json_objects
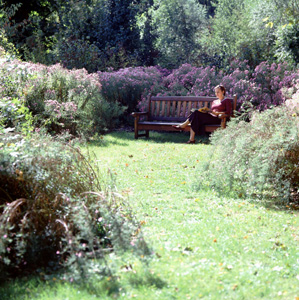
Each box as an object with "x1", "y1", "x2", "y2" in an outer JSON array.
[{"x1": 0, "y1": 133, "x2": 149, "y2": 279}]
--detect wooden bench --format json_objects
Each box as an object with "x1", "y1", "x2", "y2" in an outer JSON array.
[{"x1": 132, "y1": 95, "x2": 237, "y2": 139}]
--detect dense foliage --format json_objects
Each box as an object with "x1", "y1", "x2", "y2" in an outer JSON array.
[
  {"x1": 0, "y1": 133, "x2": 150, "y2": 279},
  {"x1": 2, "y1": 0, "x2": 299, "y2": 71},
  {"x1": 0, "y1": 53, "x2": 124, "y2": 137},
  {"x1": 150, "y1": 0, "x2": 207, "y2": 68}
]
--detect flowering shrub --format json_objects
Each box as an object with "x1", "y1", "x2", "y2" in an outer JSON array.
[
  {"x1": 2, "y1": 56, "x2": 298, "y2": 134},
  {"x1": 137, "y1": 64, "x2": 223, "y2": 112},
  {"x1": 220, "y1": 61, "x2": 251, "y2": 97},
  {"x1": 0, "y1": 96, "x2": 33, "y2": 136},
  {"x1": 0, "y1": 65, "x2": 34, "y2": 135},
  {"x1": 137, "y1": 60, "x2": 299, "y2": 114},
  {"x1": 45, "y1": 100, "x2": 78, "y2": 118},
  {"x1": 158, "y1": 64, "x2": 221, "y2": 96},
  {"x1": 243, "y1": 61, "x2": 299, "y2": 110},
  {"x1": 98, "y1": 66, "x2": 166, "y2": 118},
  {"x1": 0, "y1": 58, "x2": 124, "y2": 137},
  {"x1": 197, "y1": 105, "x2": 299, "y2": 204},
  {"x1": 43, "y1": 100, "x2": 78, "y2": 135}
]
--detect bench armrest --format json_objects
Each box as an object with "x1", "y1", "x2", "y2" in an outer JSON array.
[
  {"x1": 131, "y1": 111, "x2": 149, "y2": 118},
  {"x1": 217, "y1": 113, "x2": 232, "y2": 129}
]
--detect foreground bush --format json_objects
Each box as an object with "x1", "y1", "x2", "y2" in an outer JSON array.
[
  {"x1": 0, "y1": 133, "x2": 149, "y2": 279},
  {"x1": 197, "y1": 105, "x2": 299, "y2": 204}
]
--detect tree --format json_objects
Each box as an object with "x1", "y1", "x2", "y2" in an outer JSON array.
[
  {"x1": 151, "y1": 0, "x2": 207, "y2": 68},
  {"x1": 1, "y1": 0, "x2": 145, "y2": 70},
  {"x1": 102, "y1": 0, "x2": 140, "y2": 53},
  {"x1": 2, "y1": 0, "x2": 58, "y2": 22},
  {"x1": 54, "y1": 0, "x2": 145, "y2": 70},
  {"x1": 0, "y1": 1, "x2": 20, "y2": 55},
  {"x1": 203, "y1": 0, "x2": 278, "y2": 68},
  {"x1": 0, "y1": 0, "x2": 67, "y2": 63},
  {"x1": 137, "y1": 0, "x2": 156, "y2": 66},
  {"x1": 197, "y1": 0, "x2": 217, "y2": 16},
  {"x1": 263, "y1": 0, "x2": 299, "y2": 63}
]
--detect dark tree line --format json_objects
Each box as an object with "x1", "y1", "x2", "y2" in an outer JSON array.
[{"x1": 1, "y1": 0, "x2": 299, "y2": 71}]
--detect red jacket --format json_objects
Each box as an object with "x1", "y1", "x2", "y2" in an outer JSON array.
[{"x1": 211, "y1": 98, "x2": 232, "y2": 115}]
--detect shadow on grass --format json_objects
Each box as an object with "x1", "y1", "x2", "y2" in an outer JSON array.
[
  {"x1": 89, "y1": 129, "x2": 211, "y2": 147},
  {"x1": 0, "y1": 276, "x2": 121, "y2": 300},
  {"x1": 128, "y1": 271, "x2": 167, "y2": 289},
  {"x1": 85, "y1": 271, "x2": 167, "y2": 298},
  {"x1": 90, "y1": 137, "x2": 130, "y2": 147},
  {"x1": 83, "y1": 277, "x2": 122, "y2": 298},
  {"x1": 0, "y1": 272, "x2": 167, "y2": 300},
  {"x1": 0, "y1": 276, "x2": 43, "y2": 300}
]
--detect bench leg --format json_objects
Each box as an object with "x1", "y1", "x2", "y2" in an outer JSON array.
[
  {"x1": 134, "y1": 128, "x2": 139, "y2": 139},
  {"x1": 221, "y1": 118, "x2": 226, "y2": 129},
  {"x1": 134, "y1": 118, "x2": 139, "y2": 139},
  {"x1": 145, "y1": 130, "x2": 149, "y2": 138}
]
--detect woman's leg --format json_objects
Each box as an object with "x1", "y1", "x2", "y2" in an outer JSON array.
[
  {"x1": 189, "y1": 128, "x2": 196, "y2": 142},
  {"x1": 173, "y1": 119, "x2": 190, "y2": 129},
  {"x1": 190, "y1": 111, "x2": 221, "y2": 136}
]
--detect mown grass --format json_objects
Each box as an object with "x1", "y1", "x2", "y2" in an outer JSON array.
[{"x1": 1, "y1": 131, "x2": 299, "y2": 300}]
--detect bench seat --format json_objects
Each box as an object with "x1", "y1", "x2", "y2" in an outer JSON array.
[{"x1": 137, "y1": 121, "x2": 220, "y2": 132}]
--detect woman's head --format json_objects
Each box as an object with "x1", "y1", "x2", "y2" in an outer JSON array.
[{"x1": 215, "y1": 85, "x2": 226, "y2": 98}]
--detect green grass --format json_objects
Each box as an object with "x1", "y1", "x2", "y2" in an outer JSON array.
[{"x1": 1, "y1": 131, "x2": 299, "y2": 300}]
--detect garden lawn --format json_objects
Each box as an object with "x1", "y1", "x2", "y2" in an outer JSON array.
[{"x1": 1, "y1": 131, "x2": 299, "y2": 300}]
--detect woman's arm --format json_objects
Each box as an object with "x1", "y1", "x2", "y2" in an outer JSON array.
[{"x1": 210, "y1": 111, "x2": 222, "y2": 116}]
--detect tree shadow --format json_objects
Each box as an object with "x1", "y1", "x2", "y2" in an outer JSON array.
[
  {"x1": 127, "y1": 271, "x2": 167, "y2": 289},
  {"x1": 89, "y1": 138, "x2": 130, "y2": 148},
  {"x1": 90, "y1": 128, "x2": 212, "y2": 146},
  {"x1": 255, "y1": 198, "x2": 299, "y2": 212}
]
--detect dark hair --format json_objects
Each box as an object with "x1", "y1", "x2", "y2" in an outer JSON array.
[{"x1": 215, "y1": 84, "x2": 226, "y2": 96}]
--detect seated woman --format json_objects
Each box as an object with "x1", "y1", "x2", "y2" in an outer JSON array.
[{"x1": 173, "y1": 85, "x2": 232, "y2": 144}]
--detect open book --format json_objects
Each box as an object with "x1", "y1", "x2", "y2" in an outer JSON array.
[{"x1": 198, "y1": 107, "x2": 211, "y2": 113}]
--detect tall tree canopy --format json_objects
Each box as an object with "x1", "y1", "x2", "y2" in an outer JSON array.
[
  {"x1": 1, "y1": 0, "x2": 299, "y2": 70},
  {"x1": 150, "y1": 0, "x2": 207, "y2": 68}
]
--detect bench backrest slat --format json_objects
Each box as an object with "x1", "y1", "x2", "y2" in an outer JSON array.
[
  {"x1": 172, "y1": 100, "x2": 176, "y2": 117},
  {"x1": 156, "y1": 101, "x2": 160, "y2": 116},
  {"x1": 187, "y1": 101, "x2": 192, "y2": 116},
  {"x1": 150, "y1": 100, "x2": 155, "y2": 116},
  {"x1": 182, "y1": 101, "x2": 187, "y2": 117},
  {"x1": 166, "y1": 101, "x2": 171, "y2": 116},
  {"x1": 161, "y1": 101, "x2": 166, "y2": 117},
  {"x1": 176, "y1": 101, "x2": 182, "y2": 118}
]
